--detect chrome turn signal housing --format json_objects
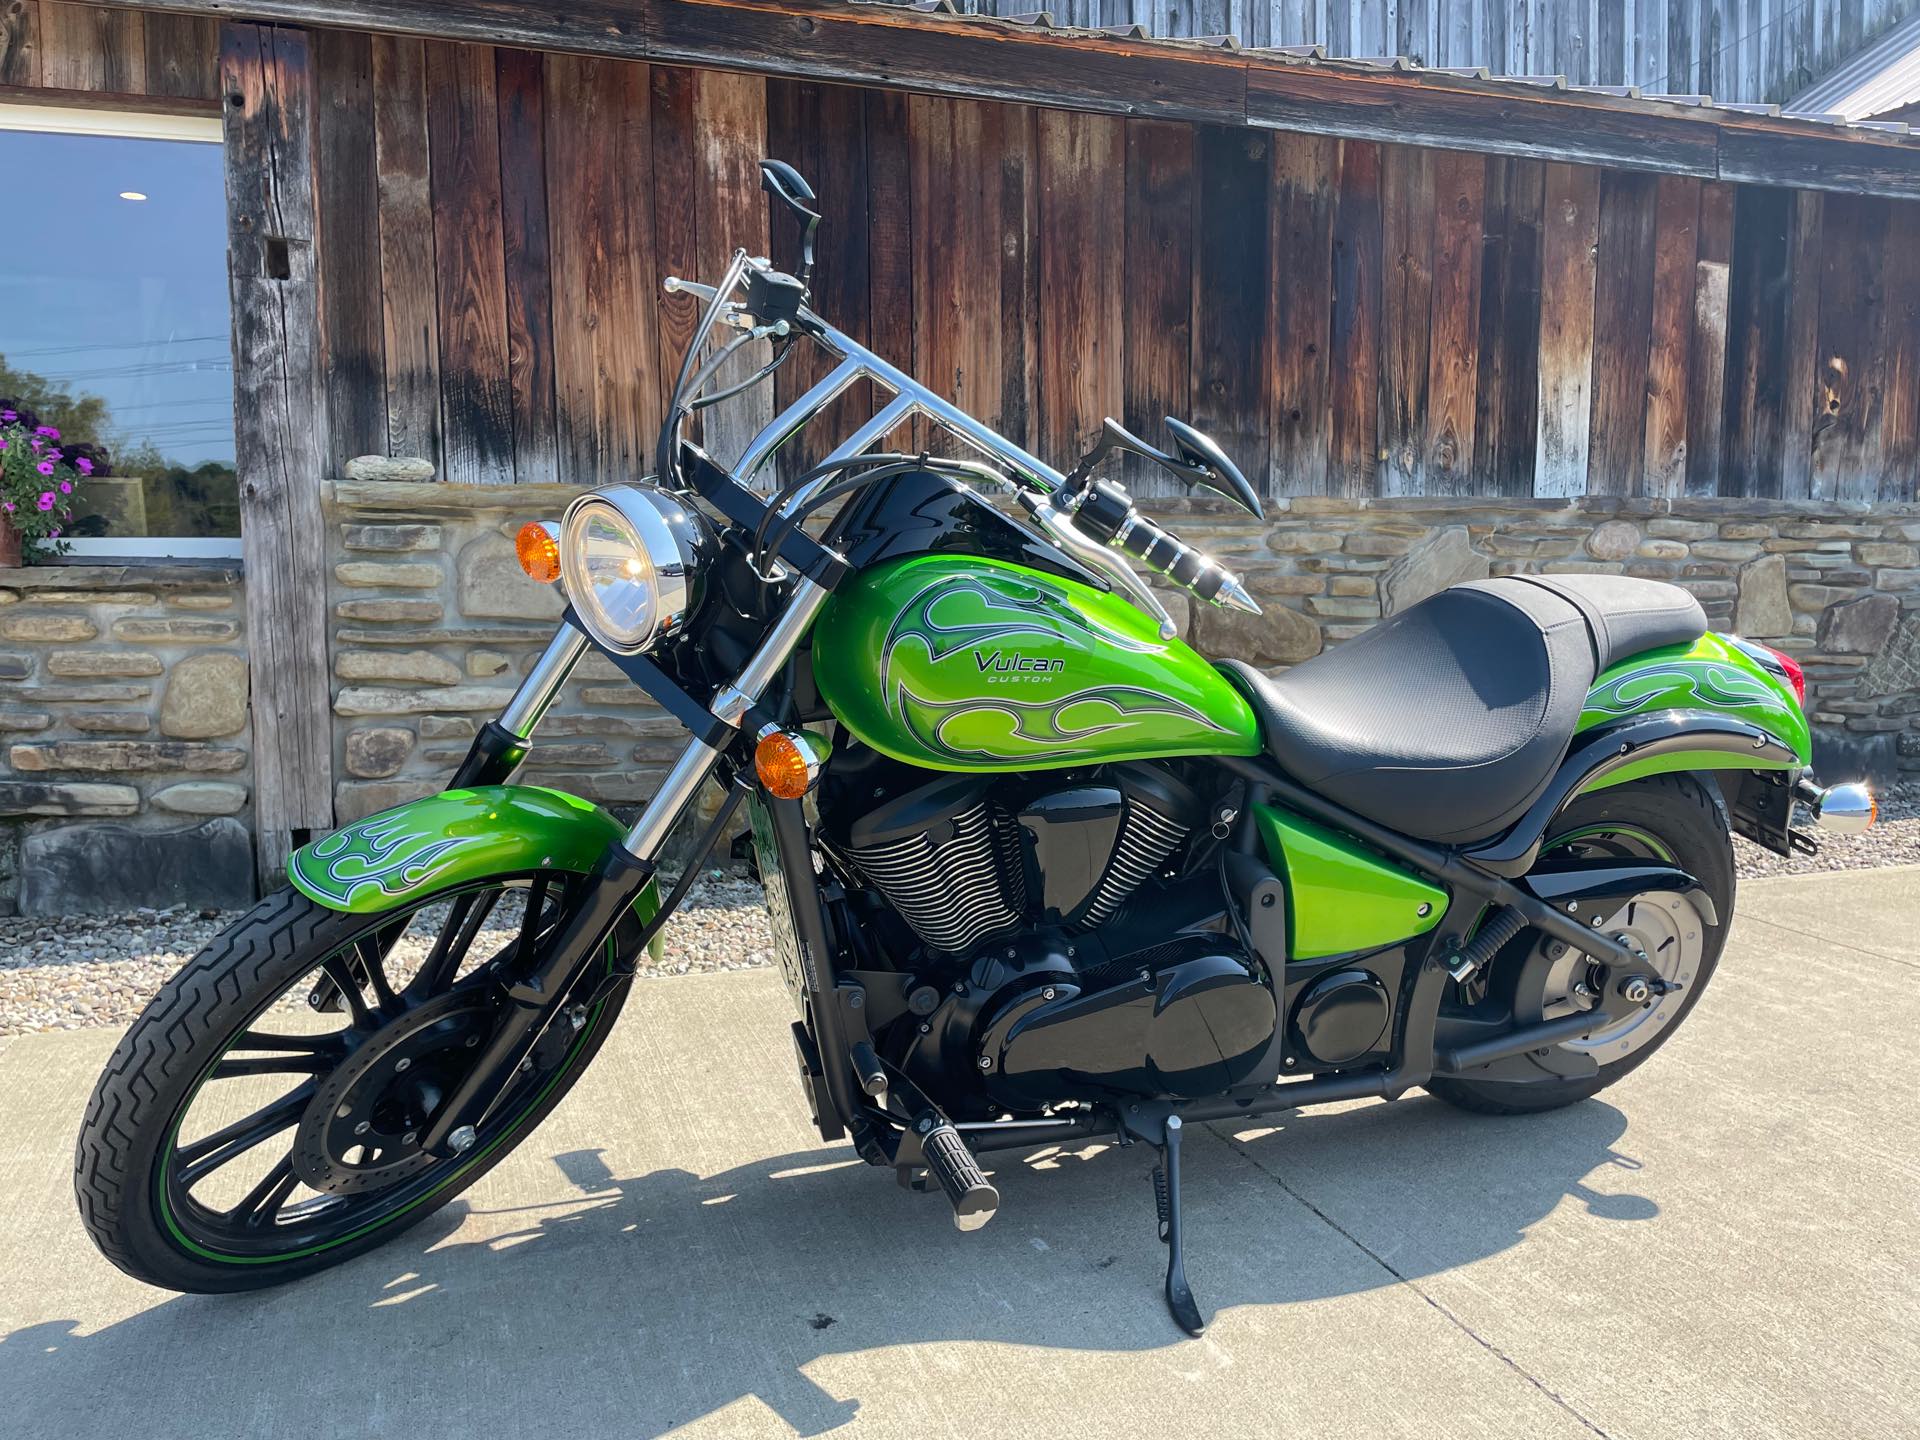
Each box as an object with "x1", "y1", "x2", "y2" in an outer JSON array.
[{"x1": 754, "y1": 725, "x2": 830, "y2": 800}]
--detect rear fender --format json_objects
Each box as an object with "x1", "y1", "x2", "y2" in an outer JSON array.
[
  {"x1": 1575, "y1": 631, "x2": 1811, "y2": 771},
  {"x1": 288, "y1": 786, "x2": 661, "y2": 953},
  {"x1": 1465, "y1": 711, "x2": 1799, "y2": 875}
]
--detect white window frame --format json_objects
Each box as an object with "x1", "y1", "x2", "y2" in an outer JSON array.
[{"x1": 0, "y1": 102, "x2": 242, "y2": 562}]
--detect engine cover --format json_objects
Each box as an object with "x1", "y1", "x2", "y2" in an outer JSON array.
[{"x1": 976, "y1": 939, "x2": 1276, "y2": 1106}]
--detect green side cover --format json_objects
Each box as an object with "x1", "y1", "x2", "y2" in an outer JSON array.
[
  {"x1": 1575, "y1": 631, "x2": 1811, "y2": 791},
  {"x1": 812, "y1": 553, "x2": 1261, "y2": 772},
  {"x1": 1252, "y1": 803, "x2": 1448, "y2": 960},
  {"x1": 288, "y1": 785, "x2": 661, "y2": 955}
]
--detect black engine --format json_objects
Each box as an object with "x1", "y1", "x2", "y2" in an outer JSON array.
[{"x1": 819, "y1": 752, "x2": 1279, "y2": 1109}]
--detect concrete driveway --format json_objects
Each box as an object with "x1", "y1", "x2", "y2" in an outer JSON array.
[{"x1": 2, "y1": 868, "x2": 1915, "y2": 1439}]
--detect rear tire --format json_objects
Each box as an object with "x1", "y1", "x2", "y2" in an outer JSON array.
[
  {"x1": 75, "y1": 882, "x2": 629, "y2": 1293},
  {"x1": 1425, "y1": 772, "x2": 1734, "y2": 1117}
]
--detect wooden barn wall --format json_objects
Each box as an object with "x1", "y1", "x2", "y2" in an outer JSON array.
[{"x1": 4, "y1": 10, "x2": 1919, "y2": 502}]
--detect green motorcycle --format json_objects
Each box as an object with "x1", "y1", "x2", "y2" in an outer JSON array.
[{"x1": 76, "y1": 160, "x2": 1875, "y2": 1334}]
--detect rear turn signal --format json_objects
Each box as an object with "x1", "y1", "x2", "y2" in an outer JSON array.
[
  {"x1": 1762, "y1": 645, "x2": 1807, "y2": 706},
  {"x1": 516, "y1": 521, "x2": 561, "y2": 584},
  {"x1": 755, "y1": 726, "x2": 828, "y2": 800}
]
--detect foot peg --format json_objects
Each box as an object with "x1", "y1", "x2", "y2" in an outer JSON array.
[
  {"x1": 1154, "y1": 1114, "x2": 1205, "y2": 1336},
  {"x1": 910, "y1": 1110, "x2": 999, "y2": 1232}
]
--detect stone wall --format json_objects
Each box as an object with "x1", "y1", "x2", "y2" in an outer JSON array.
[
  {"x1": 8, "y1": 485, "x2": 1917, "y2": 914},
  {"x1": 1152, "y1": 493, "x2": 1920, "y2": 787},
  {"x1": 0, "y1": 564, "x2": 254, "y2": 914},
  {"x1": 321, "y1": 482, "x2": 687, "y2": 827}
]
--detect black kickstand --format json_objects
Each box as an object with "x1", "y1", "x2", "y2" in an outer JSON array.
[{"x1": 1153, "y1": 1114, "x2": 1206, "y2": 1336}]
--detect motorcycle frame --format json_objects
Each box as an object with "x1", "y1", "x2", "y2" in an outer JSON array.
[{"x1": 430, "y1": 252, "x2": 1782, "y2": 1161}]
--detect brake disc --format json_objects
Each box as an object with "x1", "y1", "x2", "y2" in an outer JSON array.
[{"x1": 293, "y1": 990, "x2": 495, "y2": 1196}]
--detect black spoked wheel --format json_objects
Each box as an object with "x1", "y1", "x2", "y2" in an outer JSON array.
[
  {"x1": 76, "y1": 874, "x2": 633, "y2": 1292},
  {"x1": 1427, "y1": 773, "x2": 1735, "y2": 1117}
]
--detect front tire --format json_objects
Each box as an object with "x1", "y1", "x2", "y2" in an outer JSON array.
[
  {"x1": 75, "y1": 880, "x2": 629, "y2": 1293},
  {"x1": 1426, "y1": 772, "x2": 1734, "y2": 1117}
]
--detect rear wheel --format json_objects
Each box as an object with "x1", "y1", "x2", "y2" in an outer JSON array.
[
  {"x1": 75, "y1": 875, "x2": 631, "y2": 1292},
  {"x1": 1426, "y1": 773, "x2": 1734, "y2": 1117}
]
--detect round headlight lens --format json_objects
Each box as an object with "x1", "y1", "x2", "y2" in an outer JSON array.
[{"x1": 559, "y1": 486, "x2": 708, "y2": 654}]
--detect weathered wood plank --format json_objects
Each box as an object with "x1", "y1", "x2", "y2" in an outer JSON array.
[
  {"x1": 1423, "y1": 147, "x2": 1484, "y2": 495},
  {"x1": 1328, "y1": 138, "x2": 1383, "y2": 499},
  {"x1": 1880, "y1": 198, "x2": 1920, "y2": 502},
  {"x1": 864, "y1": 86, "x2": 915, "y2": 404},
  {"x1": 141, "y1": 11, "x2": 215, "y2": 98},
  {"x1": 1683, "y1": 179, "x2": 1733, "y2": 496},
  {"x1": 1586, "y1": 168, "x2": 1658, "y2": 495},
  {"x1": 1534, "y1": 162, "x2": 1600, "y2": 497},
  {"x1": 1378, "y1": 144, "x2": 1434, "y2": 496},
  {"x1": 766, "y1": 77, "x2": 872, "y2": 480},
  {"x1": 426, "y1": 40, "x2": 515, "y2": 486},
  {"x1": 1246, "y1": 60, "x2": 1718, "y2": 177},
  {"x1": 1718, "y1": 127, "x2": 1920, "y2": 204},
  {"x1": 1037, "y1": 108, "x2": 1124, "y2": 470},
  {"x1": 1191, "y1": 124, "x2": 1273, "y2": 496},
  {"x1": 370, "y1": 35, "x2": 440, "y2": 468},
  {"x1": 1, "y1": 0, "x2": 40, "y2": 87},
  {"x1": 1722, "y1": 184, "x2": 1805, "y2": 499},
  {"x1": 546, "y1": 52, "x2": 656, "y2": 486},
  {"x1": 1641, "y1": 174, "x2": 1700, "y2": 497},
  {"x1": 690, "y1": 67, "x2": 770, "y2": 472},
  {"x1": 1472, "y1": 156, "x2": 1543, "y2": 497},
  {"x1": 1267, "y1": 128, "x2": 1335, "y2": 497},
  {"x1": 313, "y1": 29, "x2": 386, "y2": 479},
  {"x1": 911, "y1": 95, "x2": 1006, "y2": 442},
  {"x1": 998, "y1": 102, "x2": 1038, "y2": 455},
  {"x1": 1812, "y1": 192, "x2": 1889, "y2": 503},
  {"x1": 40, "y1": 0, "x2": 142, "y2": 92},
  {"x1": 1123, "y1": 119, "x2": 1195, "y2": 491},
  {"x1": 496, "y1": 45, "x2": 558, "y2": 485},
  {"x1": 221, "y1": 20, "x2": 335, "y2": 873},
  {"x1": 1780, "y1": 188, "x2": 1824, "y2": 500},
  {"x1": 649, "y1": 63, "x2": 699, "y2": 452}
]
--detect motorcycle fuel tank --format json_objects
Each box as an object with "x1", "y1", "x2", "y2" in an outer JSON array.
[{"x1": 812, "y1": 554, "x2": 1260, "y2": 772}]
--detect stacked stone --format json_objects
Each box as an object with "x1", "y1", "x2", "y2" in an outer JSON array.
[
  {"x1": 326, "y1": 478, "x2": 687, "y2": 826},
  {"x1": 0, "y1": 567, "x2": 251, "y2": 911},
  {"x1": 1135, "y1": 494, "x2": 1920, "y2": 784}
]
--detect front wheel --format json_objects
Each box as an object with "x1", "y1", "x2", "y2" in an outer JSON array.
[
  {"x1": 1426, "y1": 772, "x2": 1735, "y2": 1117},
  {"x1": 75, "y1": 876, "x2": 630, "y2": 1292}
]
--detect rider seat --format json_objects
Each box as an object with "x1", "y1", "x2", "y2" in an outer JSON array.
[{"x1": 1221, "y1": 575, "x2": 1707, "y2": 845}]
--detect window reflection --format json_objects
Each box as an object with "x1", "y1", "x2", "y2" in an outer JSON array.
[{"x1": 0, "y1": 115, "x2": 237, "y2": 544}]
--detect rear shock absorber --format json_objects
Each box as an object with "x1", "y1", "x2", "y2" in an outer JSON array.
[{"x1": 1443, "y1": 905, "x2": 1527, "y2": 983}]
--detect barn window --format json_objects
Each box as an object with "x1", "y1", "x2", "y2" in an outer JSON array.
[{"x1": 0, "y1": 104, "x2": 240, "y2": 560}]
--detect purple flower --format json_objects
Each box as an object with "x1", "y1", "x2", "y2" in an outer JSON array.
[
  {"x1": 30, "y1": 437, "x2": 43, "y2": 452},
  {"x1": 35, "y1": 460, "x2": 55, "y2": 476},
  {"x1": 0, "y1": 439, "x2": 7, "y2": 451},
  {"x1": 47, "y1": 528, "x2": 59, "y2": 539},
  {"x1": 36, "y1": 492, "x2": 55, "y2": 511},
  {"x1": 59, "y1": 480, "x2": 73, "y2": 493},
  {"x1": 34, "y1": 426, "x2": 59, "y2": 439},
  {"x1": 0, "y1": 410, "x2": 14, "y2": 421},
  {"x1": 2, "y1": 502, "x2": 12, "y2": 513},
  {"x1": 46, "y1": 450, "x2": 61, "y2": 462},
  {"x1": 75, "y1": 456, "x2": 93, "y2": 475}
]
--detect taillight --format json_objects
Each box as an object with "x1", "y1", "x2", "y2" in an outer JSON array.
[
  {"x1": 1763, "y1": 646, "x2": 1806, "y2": 707},
  {"x1": 1728, "y1": 635, "x2": 1807, "y2": 709}
]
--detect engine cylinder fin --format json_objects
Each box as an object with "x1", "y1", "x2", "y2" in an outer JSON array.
[
  {"x1": 846, "y1": 799, "x2": 1022, "y2": 954},
  {"x1": 1077, "y1": 802, "x2": 1187, "y2": 930}
]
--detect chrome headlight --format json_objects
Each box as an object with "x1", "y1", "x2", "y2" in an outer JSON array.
[{"x1": 558, "y1": 485, "x2": 711, "y2": 654}]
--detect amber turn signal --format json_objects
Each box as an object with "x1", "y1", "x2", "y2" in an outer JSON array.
[
  {"x1": 754, "y1": 726, "x2": 827, "y2": 800},
  {"x1": 516, "y1": 521, "x2": 562, "y2": 584}
]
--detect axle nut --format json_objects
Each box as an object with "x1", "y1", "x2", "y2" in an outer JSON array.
[{"x1": 1620, "y1": 976, "x2": 1652, "y2": 1005}]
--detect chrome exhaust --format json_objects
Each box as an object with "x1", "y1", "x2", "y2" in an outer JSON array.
[{"x1": 1794, "y1": 777, "x2": 1877, "y2": 835}]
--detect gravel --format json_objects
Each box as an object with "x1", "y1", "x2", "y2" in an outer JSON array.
[{"x1": 4, "y1": 790, "x2": 1915, "y2": 1036}]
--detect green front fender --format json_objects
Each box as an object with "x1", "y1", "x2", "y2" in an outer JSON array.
[{"x1": 288, "y1": 785, "x2": 661, "y2": 954}]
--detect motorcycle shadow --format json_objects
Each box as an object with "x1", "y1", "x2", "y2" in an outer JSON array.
[{"x1": 9, "y1": 1093, "x2": 1650, "y2": 1439}]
